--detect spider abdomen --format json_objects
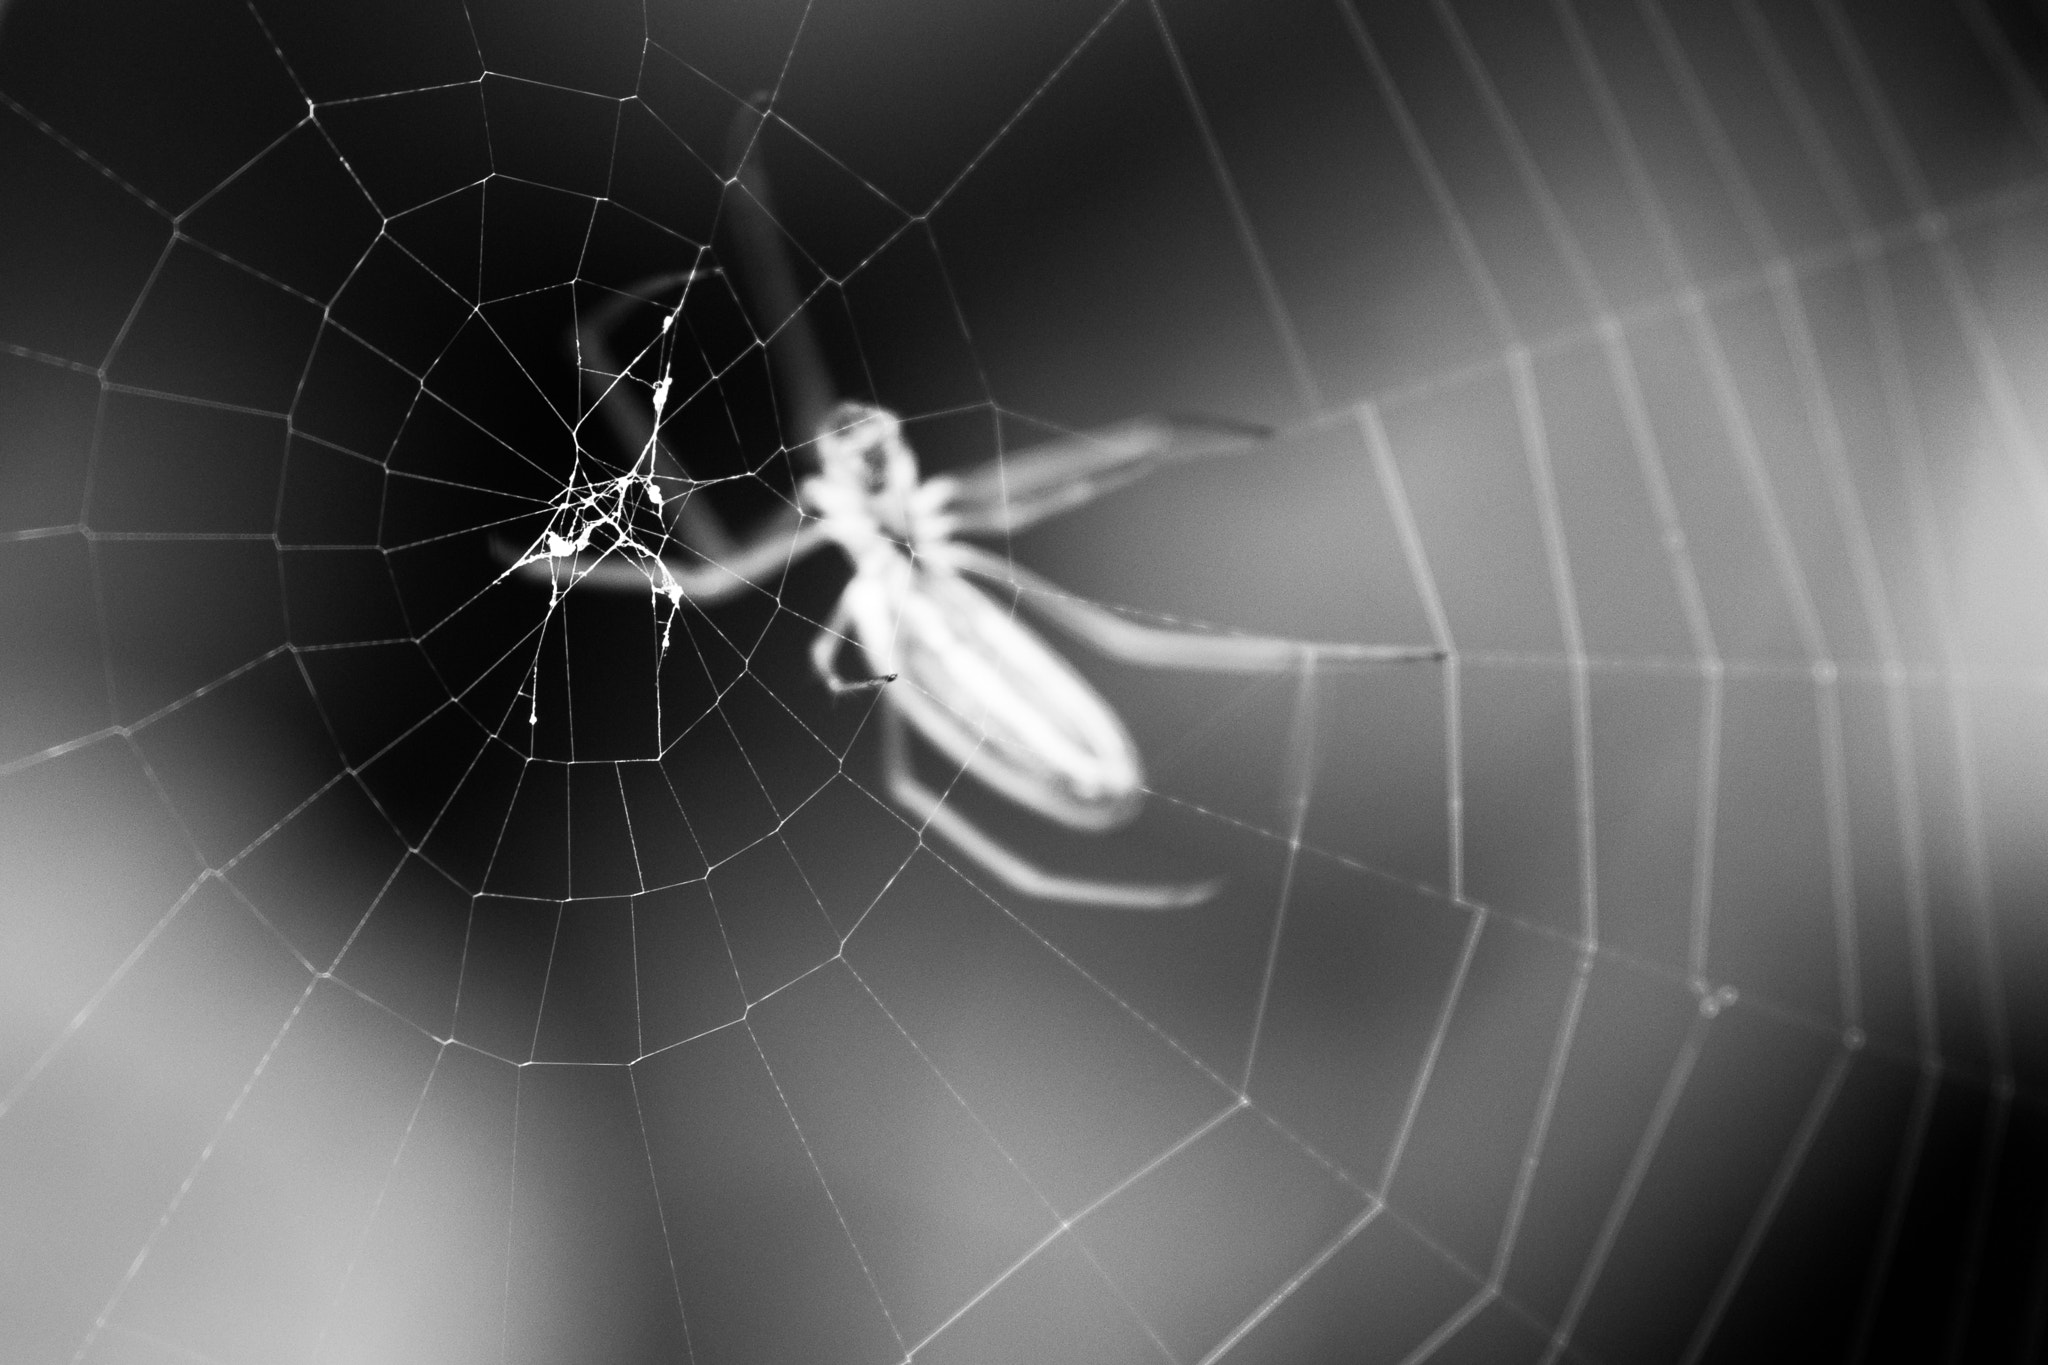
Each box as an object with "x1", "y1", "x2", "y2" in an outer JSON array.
[{"x1": 842, "y1": 563, "x2": 1145, "y2": 833}]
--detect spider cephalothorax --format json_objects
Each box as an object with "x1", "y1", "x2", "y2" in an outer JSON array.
[{"x1": 802, "y1": 402, "x2": 955, "y2": 563}]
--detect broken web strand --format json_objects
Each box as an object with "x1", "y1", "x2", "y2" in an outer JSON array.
[{"x1": 506, "y1": 274, "x2": 717, "y2": 724}]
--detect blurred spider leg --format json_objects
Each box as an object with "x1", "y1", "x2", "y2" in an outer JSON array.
[
  {"x1": 808, "y1": 603, "x2": 895, "y2": 695},
  {"x1": 951, "y1": 546, "x2": 1444, "y2": 673},
  {"x1": 943, "y1": 416, "x2": 1275, "y2": 536},
  {"x1": 879, "y1": 707, "x2": 1217, "y2": 910},
  {"x1": 575, "y1": 269, "x2": 742, "y2": 559},
  {"x1": 725, "y1": 95, "x2": 838, "y2": 445}
]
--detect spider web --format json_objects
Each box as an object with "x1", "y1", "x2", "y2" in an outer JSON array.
[{"x1": 3, "y1": 0, "x2": 2048, "y2": 1362}]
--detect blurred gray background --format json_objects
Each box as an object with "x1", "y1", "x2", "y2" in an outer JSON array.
[{"x1": 3, "y1": 1, "x2": 2047, "y2": 1362}]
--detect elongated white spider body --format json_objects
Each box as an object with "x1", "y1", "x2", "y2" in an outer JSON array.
[
  {"x1": 841, "y1": 560, "x2": 1147, "y2": 828},
  {"x1": 808, "y1": 404, "x2": 1146, "y2": 833},
  {"x1": 496, "y1": 97, "x2": 1443, "y2": 908}
]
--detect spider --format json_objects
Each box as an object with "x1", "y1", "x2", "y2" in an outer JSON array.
[{"x1": 499, "y1": 100, "x2": 1442, "y2": 909}]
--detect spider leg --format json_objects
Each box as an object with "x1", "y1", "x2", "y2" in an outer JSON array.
[
  {"x1": 942, "y1": 415, "x2": 1272, "y2": 537},
  {"x1": 948, "y1": 545, "x2": 1445, "y2": 673},
  {"x1": 808, "y1": 601, "x2": 896, "y2": 695},
  {"x1": 880, "y1": 707, "x2": 1217, "y2": 910}
]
